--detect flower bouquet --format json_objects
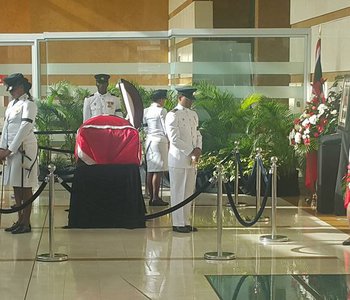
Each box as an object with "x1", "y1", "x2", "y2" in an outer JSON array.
[{"x1": 289, "y1": 79, "x2": 341, "y2": 156}]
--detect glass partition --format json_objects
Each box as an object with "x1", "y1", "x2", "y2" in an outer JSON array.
[
  {"x1": 0, "y1": 29, "x2": 310, "y2": 114},
  {"x1": 40, "y1": 29, "x2": 309, "y2": 110},
  {"x1": 169, "y1": 31, "x2": 308, "y2": 112},
  {"x1": 0, "y1": 29, "x2": 310, "y2": 169},
  {"x1": 42, "y1": 39, "x2": 169, "y2": 95},
  {"x1": 0, "y1": 44, "x2": 33, "y2": 127}
]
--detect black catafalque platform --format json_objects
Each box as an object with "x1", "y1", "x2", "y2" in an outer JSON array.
[{"x1": 68, "y1": 164, "x2": 146, "y2": 228}]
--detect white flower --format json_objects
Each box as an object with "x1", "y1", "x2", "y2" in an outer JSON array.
[
  {"x1": 331, "y1": 109, "x2": 337, "y2": 115},
  {"x1": 289, "y1": 129, "x2": 295, "y2": 139},
  {"x1": 317, "y1": 104, "x2": 327, "y2": 116},
  {"x1": 301, "y1": 118, "x2": 310, "y2": 127},
  {"x1": 304, "y1": 128, "x2": 310, "y2": 134},
  {"x1": 295, "y1": 132, "x2": 302, "y2": 143},
  {"x1": 309, "y1": 115, "x2": 318, "y2": 125}
]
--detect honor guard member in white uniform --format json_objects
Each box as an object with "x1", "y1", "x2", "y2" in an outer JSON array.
[
  {"x1": 83, "y1": 74, "x2": 123, "y2": 122},
  {"x1": 143, "y1": 89, "x2": 169, "y2": 206},
  {"x1": 165, "y1": 87, "x2": 202, "y2": 233},
  {"x1": 0, "y1": 73, "x2": 38, "y2": 234}
]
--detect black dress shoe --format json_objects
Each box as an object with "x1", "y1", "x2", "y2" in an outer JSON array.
[
  {"x1": 4, "y1": 222, "x2": 20, "y2": 232},
  {"x1": 186, "y1": 225, "x2": 198, "y2": 232},
  {"x1": 343, "y1": 237, "x2": 350, "y2": 245},
  {"x1": 172, "y1": 226, "x2": 191, "y2": 233},
  {"x1": 149, "y1": 199, "x2": 168, "y2": 206},
  {"x1": 11, "y1": 224, "x2": 31, "y2": 234}
]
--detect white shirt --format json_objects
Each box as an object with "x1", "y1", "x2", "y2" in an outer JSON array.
[
  {"x1": 143, "y1": 102, "x2": 167, "y2": 142},
  {"x1": 0, "y1": 94, "x2": 37, "y2": 153},
  {"x1": 83, "y1": 91, "x2": 122, "y2": 122},
  {"x1": 165, "y1": 103, "x2": 202, "y2": 168}
]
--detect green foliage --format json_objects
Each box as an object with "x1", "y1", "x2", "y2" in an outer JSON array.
[
  {"x1": 242, "y1": 95, "x2": 297, "y2": 175},
  {"x1": 36, "y1": 81, "x2": 90, "y2": 165},
  {"x1": 193, "y1": 81, "x2": 249, "y2": 152},
  {"x1": 197, "y1": 90, "x2": 298, "y2": 179}
]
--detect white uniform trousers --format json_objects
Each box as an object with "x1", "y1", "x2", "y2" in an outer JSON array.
[{"x1": 168, "y1": 166, "x2": 196, "y2": 227}]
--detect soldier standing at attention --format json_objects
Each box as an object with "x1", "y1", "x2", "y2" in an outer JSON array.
[
  {"x1": 165, "y1": 87, "x2": 202, "y2": 233},
  {"x1": 83, "y1": 74, "x2": 123, "y2": 122}
]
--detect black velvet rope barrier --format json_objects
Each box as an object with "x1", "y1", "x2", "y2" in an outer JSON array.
[
  {"x1": 224, "y1": 173, "x2": 272, "y2": 227},
  {"x1": 35, "y1": 130, "x2": 76, "y2": 154},
  {"x1": 34, "y1": 130, "x2": 77, "y2": 135},
  {"x1": 145, "y1": 178, "x2": 214, "y2": 220},
  {"x1": 232, "y1": 275, "x2": 248, "y2": 300},
  {"x1": 145, "y1": 151, "x2": 235, "y2": 220},
  {"x1": 57, "y1": 178, "x2": 72, "y2": 193},
  {"x1": 258, "y1": 158, "x2": 269, "y2": 185},
  {"x1": 0, "y1": 180, "x2": 47, "y2": 214},
  {"x1": 232, "y1": 276, "x2": 270, "y2": 300},
  {"x1": 38, "y1": 145, "x2": 75, "y2": 154}
]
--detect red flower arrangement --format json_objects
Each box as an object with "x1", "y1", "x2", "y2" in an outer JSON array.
[{"x1": 289, "y1": 79, "x2": 340, "y2": 154}]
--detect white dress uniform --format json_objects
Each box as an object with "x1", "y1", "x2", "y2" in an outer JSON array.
[
  {"x1": 143, "y1": 102, "x2": 168, "y2": 172},
  {"x1": 0, "y1": 94, "x2": 38, "y2": 187},
  {"x1": 165, "y1": 103, "x2": 202, "y2": 227},
  {"x1": 83, "y1": 91, "x2": 123, "y2": 122}
]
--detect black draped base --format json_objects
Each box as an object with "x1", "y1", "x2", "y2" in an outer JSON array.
[
  {"x1": 68, "y1": 164, "x2": 146, "y2": 228},
  {"x1": 334, "y1": 130, "x2": 350, "y2": 215}
]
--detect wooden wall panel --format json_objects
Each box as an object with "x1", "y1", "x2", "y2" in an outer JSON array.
[
  {"x1": 0, "y1": 0, "x2": 168, "y2": 32},
  {"x1": 0, "y1": 47, "x2": 32, "y2": 63},
  {"x1": 213, "y1": 0, "x2": 254, "y2": 28},
  {"x1": 44, "y1": 40, "x2": 168, "y2": 63}
]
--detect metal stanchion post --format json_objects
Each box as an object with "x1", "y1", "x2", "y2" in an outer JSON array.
[
  {"x1": 260, "y1": 157, "x2": 288, "y2": 243},
  {"x1": 204, "y1": 165, "x2": 235, "y2": 260},
  {"x1": 234, "y1": 141, "x2": 247, "y2": 207},
  {"x1": 37, "y1": 164, "x2": 68, "y2": 262},
  {"x1": 256, "y1": 148, "x2": 269, "y2": 222}
]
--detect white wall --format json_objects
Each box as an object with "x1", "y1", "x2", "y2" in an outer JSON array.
[
  {"x1": 169, "y1": 1, "x2": 213, "y2": 29},
  {"x1": 310, "y1": 17, "x2": 350, "y2": 73},
  {"x1": 290, "y1": 0, "x2": 350, "y2": 24},
  {"x1": 169, "y1": 0, "x2": 187, "y2": 14}
]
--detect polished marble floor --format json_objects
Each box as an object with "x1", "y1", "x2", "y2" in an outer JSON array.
[{"x1": 0, "y1": 183, "x2": 350, "y2": 300}]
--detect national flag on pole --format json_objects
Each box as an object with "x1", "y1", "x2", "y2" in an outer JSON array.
[
  {"x1": 305, "y1": 37, "x2": 325, "y2": 193},
  {"x1": 311, "y1": 38, "x2": 325, "y2": 101}
]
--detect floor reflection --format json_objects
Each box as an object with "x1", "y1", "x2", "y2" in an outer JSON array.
[{"x1": 206, "y1": 274, "x2": 348, "y2": 300}]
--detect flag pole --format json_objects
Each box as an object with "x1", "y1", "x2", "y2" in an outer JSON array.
[{"x1": 318, "y1": 25, "x2": 322, "y2": 38}]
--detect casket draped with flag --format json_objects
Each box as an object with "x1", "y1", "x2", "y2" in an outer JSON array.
[{"x1": 75, "y1": 115, "x2": 142, "y2": 165}]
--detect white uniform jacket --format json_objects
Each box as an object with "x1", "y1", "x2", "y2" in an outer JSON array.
[
  {"x1": 0, "y1": 94, "x2": 38, "y2": 187},
  {"x1": 143, "y1": 103, "x2": 168, "y2": 143},
  {"x1": 165, "y1": 104, "x2": 202, "y2": 168},
  {"x1": 83, "y1": 91, "x2": 123, "y2": 122}
]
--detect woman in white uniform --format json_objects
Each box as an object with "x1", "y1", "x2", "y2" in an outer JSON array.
[
  {"x1": 0, "y1": 73, "x2": 38, "y2": 234},
  {"x1": 143, "y1": 89, "x2": 169, "y2": 206}
]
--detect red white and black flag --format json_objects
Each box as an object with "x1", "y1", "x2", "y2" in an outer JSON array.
[
  {"x1": 305, "y1": 37, "x2": 325, "y2": 193},
  {"x1": 311, "y1": 38, "x2": 325, "y2": 100}
]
